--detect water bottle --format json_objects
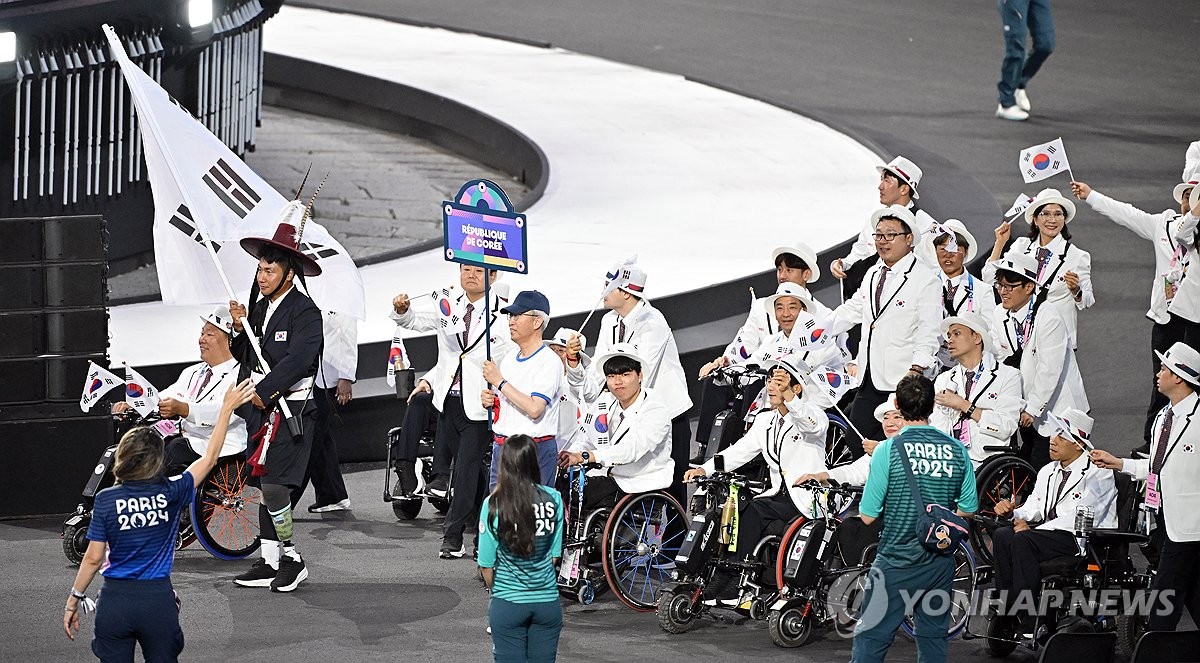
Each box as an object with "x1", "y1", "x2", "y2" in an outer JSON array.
[{"x1": 1074, "y1": 504, "x2": 1095, "y2": 556}]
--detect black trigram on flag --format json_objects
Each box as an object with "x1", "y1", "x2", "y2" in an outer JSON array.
[
  {"x1": 202, "y1": 158, "x2": 261, "y2": 219},
  {"x1": 169, "y1": 204, "x2": 221, "y2": 251},
  {"x1": 300, "y1": 241, "x2": 339, "y2": 261}
]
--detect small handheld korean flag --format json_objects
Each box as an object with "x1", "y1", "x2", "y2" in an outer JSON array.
[
  {"x1": 1019, "y1": 138, "x2": 1072, "y2": 184},
  {"x1": 812, "y1": 367, "x2": 856, "y2": 402},
  {"x1": 1004, "y1": 193, "x2": 1035, "y2": 219},
  {"x1": 124, "y1": 364, "x2": 161, "y2": 418},
  {"x1": 385, "y1": 331, "x2": 409, "y2": 388},
  {"x1": 790, "y1": 316, "x2": 835, "y2": 353},
  {"x1": 80, "y1": 361, "x2": 122, "y2": 412}
]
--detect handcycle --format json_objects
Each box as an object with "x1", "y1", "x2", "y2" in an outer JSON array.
[
  {"x1": 697, "y1": 363, "x2": 856, "y2": 472},
  {"x1": 766, "y1": 480, "x2": 979, "y2": 647},
  {"x1": 62, "y1": 411, "x2": 261, "y2": 564},
  {"x1": 972, "y1": 472, "x2": 1153, "y2": 658},
  {"x1": 556, "y1": 465, "x2": 688, "y2": 611}
]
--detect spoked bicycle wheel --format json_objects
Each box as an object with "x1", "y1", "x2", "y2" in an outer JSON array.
[
  {"x1": 191, "y1": 456, "x2": 262, "y2": 560},
  {"x1": 899, "y1": 541, "x2": 977, "y2": 640},
  {"x1": 970, "y1": 455, "x2": 1036, "y2": 565},
  {"x1": 601, "y1": 491, "x2": 687, "y2": 611},
  {"x1": 825, "y1": 412, "x2": 855, "y2": 469}
]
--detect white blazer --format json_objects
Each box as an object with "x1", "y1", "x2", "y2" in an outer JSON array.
[
  {"x1": 983, "y1": 235, "x2": 1094, "y2": 347},
  {"x1": 829, "y1": 252, "x2": 943, "y2": 391},
  {"x1": 568, "y1": 299, "x2": 692, "y2": 419},
  {"x1": 1165, "y1": 212, "x2": 1200, "y2": 323},
  {"x1": 162, "y1": 357, "x2": 247, "y2": 457},
  {"x1": 700, "y1": 394, "x2": 830, "y2": 518},
  {"x1": 1086, "y1": 191, "x2": 1192, "y2": 325},
  {"x1": 391, "y1": 289, "x2": 513, "y2": 421},
  {"x1": 990, "y1": 301, "x2": 1089, "y2": 437},
  {"x1": 1123, "y1": 393, "x2": 1200, "y2": 542},
  {"x1": 590, "y1": 389, "x2": 674, "y2": 494},
  {"x1": 930, "y1": 353, "x2": 1023, "y2": 465},
  {"x1": 722, "y1": 289, "x2": 834, "y2": 363},
  {"x1": 1014, "y1": 452, "x2": 1117, "y2": 533}
]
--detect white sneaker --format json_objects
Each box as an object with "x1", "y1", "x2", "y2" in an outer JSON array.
[
  {"x1": 308, "y1": 498, "x2": 351, "y2": 513},
  {"x1": 1015, "y1": 88, "x2": 1031, "y2": 112},
  {"x1": 996, "y1": 104, "x2": 1029, "y2": 121}
]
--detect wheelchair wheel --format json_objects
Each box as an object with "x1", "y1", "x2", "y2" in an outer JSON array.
[
  {"x1": 985, "y1": 612, "x2": 1019, "y2": 657},
  {"x1": 602, "y1": 491, "x2": 687, "y2": 611},
  {"x1": 191, "y1": 456, "x2": 261, "y2": 560},
  {"x1": 971, "y1": 455, "x2": 1036, "y2": 566},
  {"x1": 657, "y1": 586, "x2": 700, "y2": 634},
  {"x1": 392, "y1": 498, "x2": 423, "y2": 520},
  {"x1": 430, "y1": 497, "x2": 450, "y2": 515},
  {"x1": 825, "y1": 412, "x2": 855, "y2": 469},
  {"x1": 1116, "y1": 612, "x2": 1148, "y2": 659},
  {"x1": 63, "y1": 521, "x2": 88, "y2": 566},
  {"x1": 769, "y1": 603, "x2": 814, "y2": 648},
  {"x1": 899, "y1": 541, "x2": 977, "y2": 641}
]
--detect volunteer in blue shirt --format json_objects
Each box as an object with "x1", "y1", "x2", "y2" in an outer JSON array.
[
  {"x1": 63, "y1": 380, "x2": 256, "y2": 662},
  {"x1": 852, "y1": 374, "x2": 978, "y2": 663},
  {"x1": 478, "y1": 434, "x2": 565, "y2": 662}
]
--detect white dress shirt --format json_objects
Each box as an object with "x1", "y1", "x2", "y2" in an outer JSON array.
[{"x1": 161, "y1": 357, "x2": 247, "y2": 456}]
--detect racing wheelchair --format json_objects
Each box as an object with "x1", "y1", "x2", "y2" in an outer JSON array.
[
  {"x1": 972, "y1": 472, "x2": 1152, "y2": 658},
  {"x1": 555, "y1": 465, "x2": 688, "y2": 611},
  {"x1": 62, "y1": 411, "x2": 261, "y2": 564}
]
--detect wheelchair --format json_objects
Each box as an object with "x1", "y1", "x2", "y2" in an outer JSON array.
[
  {"x1": 765, "y1": 481, "x2": 978, "y2": 647},
  {"x1": 968, "y1": 437, "x2": 1038, "y2": 566},
  {"x1": 62, "y1": 411, "x2": 261, "y2": 564},
  {"x1": 556, "y1": 466, "x2": 688, "y2": 611},
  {"x1": 974, "y1": 473, "x2": 1153, "y2": 658},
  {"x1": 383, "y1": 427, "x2": 450, "y2": 521}
]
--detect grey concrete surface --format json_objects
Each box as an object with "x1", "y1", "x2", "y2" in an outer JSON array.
[{"x1": 4, "y1": 466, "x2": 1022, "y2": 662}]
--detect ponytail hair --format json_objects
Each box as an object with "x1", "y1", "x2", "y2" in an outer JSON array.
[{"x1": 488, "y1": 434, "x2": 542, "y2": 557}]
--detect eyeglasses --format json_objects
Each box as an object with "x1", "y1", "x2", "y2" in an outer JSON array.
[
  {"x1": 872, "y1": 231, "x2": 910, "y2": 243},
  {"x1": 1036, "y1": 210, "x2": 1067, "y2": 219},
  {"x1": 995, "y1": 281, "x2": 1027, "y2": 293}
]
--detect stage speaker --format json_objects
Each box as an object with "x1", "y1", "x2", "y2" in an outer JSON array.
[
  {"x1": 0, "y1": 414, "x2": 113, "y2": 517},
  {"x1": 0, "y1": 311, "x2": 44, "y2": 357},
  {"x1": 0, "y1": 357, "x2": 46, "y2": 403},
  {"x1": 43, "y1": 216, "x2": 106, "y2": 262},
  {"x1": 0, "y1": 264, "x2": 44, "y2": 309},
  {"x1": 45, "y1": 309, "x2": 108, "y2": 354},
  {"x1": 43, "y1": 263, "x2": 107, "y2": 308},
  {"x1": 45, "y1": 353, "x2": 106, "y2": 402},
  {"x1": 0, "y1": 217, "x2": 43, "y2": 263}
]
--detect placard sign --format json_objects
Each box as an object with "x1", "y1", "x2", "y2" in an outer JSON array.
[{"x1": 442, "y1": 179, "x2": 528, "y2": 274}]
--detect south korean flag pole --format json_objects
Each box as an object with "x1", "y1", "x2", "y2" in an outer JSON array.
[
  {"x1": 779, "y1": 352, "x2": 867, "y2": 442},
  {"x1": 104, "y1": 24, "x2": 299, "y2": 444}
]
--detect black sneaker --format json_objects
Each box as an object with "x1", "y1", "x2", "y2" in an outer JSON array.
[
  {"x1": 440, "y1": 538, "x2": 466, "y2": 559},
  {"x1": 1131, "y1": 442, "x2": 1151, "y2": 459},
  {"x1": 233, "y1": 559, "x2": 278, "y2": 587},
  {"x1": 271, "y1": 552, "x2": 308, "y2": 592},
  {"x1": 426, "y1": 474, "x2": 450, "y2": 499},
  {"x1": 395, "y1": 460, "x2": 418, "y2": 497}
]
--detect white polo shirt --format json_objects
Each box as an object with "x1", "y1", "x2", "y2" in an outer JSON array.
[{"x1": 495, "y1": 344, "x2": 563, "y2": 439}]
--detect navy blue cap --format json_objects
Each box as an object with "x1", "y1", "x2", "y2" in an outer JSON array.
[{"x1": 500, "y1": 290, "x2": 550, "y2": 316}]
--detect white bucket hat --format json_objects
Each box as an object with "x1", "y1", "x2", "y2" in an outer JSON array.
[
  {"x1": 1046, "y1": 407, "x2": 1094, "y2": 450},
  {"x1": 940, "y1": 312, "x2": 993, "y2": 354},
  {"x1": 1175, "y1": 174, "x2": 1200, "y2": 205},
  {"x1": 593, "y1": 342, "x2": 649, "y2": 375},
  {"x1": 928, "y1": 218, "x2": 978, "y2": 263},
  {"x1": 1024, "y1": 188, "x2": 1077, "y2": 224},
  {"x1": 1156, "y1": 341, "x2": 1200, "y2": 387},
  {"x1": 992, "y1": 252, "x2": 1042, "y2": 286},
  {"x1": 870, "y1": 204, "x2": 919, "y2": 245},
  {"x1": 200, "y1": 305, "x2": 234, "y2": 335},
  {"x1": 877, "y1": 156, "x2": 923, "y2": 199},
  {"x1": 874, "y1": 393, "x2": 899, "y2": 422},
  {"x1": 544, "y1": 327, "x2": 586, "y2": 351},
  {"x1": 765, "y1": 282, "x2": 816, "y2": 312},
  {"x1": 771, "y1": 241, "x2": 821, "y2": 283},
  {"x1": 605, "y1": 262, "x2": 648, "y2": 297}
]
